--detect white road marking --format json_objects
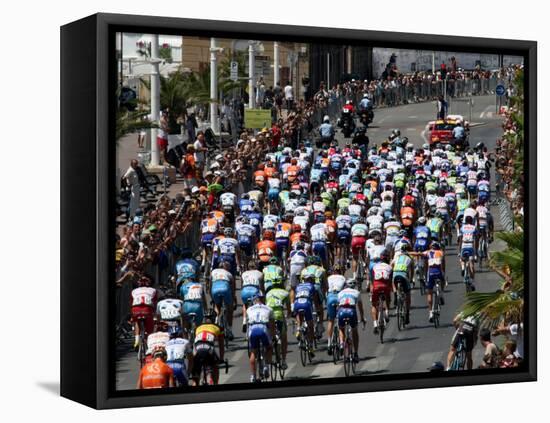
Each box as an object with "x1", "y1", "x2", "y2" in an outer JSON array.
[
  {"x1": 479, "y1": 105, "x2": 492, "y2": 119},
  {"x1": 408, "y1": 116, "x2": 418, "y2": 119},
  {"x1": 378, "y1": 117, "x2": 387, "y2": 123}
]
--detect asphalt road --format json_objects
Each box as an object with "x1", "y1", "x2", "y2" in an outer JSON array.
[{"x1": 116, "y1": 94, "x2": 506, "y2": 389}]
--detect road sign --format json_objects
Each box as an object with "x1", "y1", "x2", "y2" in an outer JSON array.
[
  {"x1": 244, "y1": 109, "x2": 271, "y2": 129},
  {"x1": 495, "y1": 84, "x2": 506, "y2": 96},
  {"x1": 230, "y1": 61, "x2": 238, "y2": 81}
]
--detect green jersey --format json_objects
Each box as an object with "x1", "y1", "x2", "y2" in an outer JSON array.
[
  {"x1": 301, "y1": 265, "x2": 325, "y2": 285},
  {"x1": 393, "y1": 253, "x2": 412, "y2": 273},
  {"x1": 337, "y1": 198, "x2": 351, "y2": 211},
  {"x1": 263, "y1": 265, "x2": 284, "y2": 291},
  {"x1": 394, "y1": 173, "x2": 406, "y2": 189},
  {"x1": 266, "y1": 288, "x2": 289, "y2": 321}
]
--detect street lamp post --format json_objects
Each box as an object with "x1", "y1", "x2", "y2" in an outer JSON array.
[
  {"x1": 150, "y1": 34, "x2": 160, "y2": 166},
  {"x1": 210, "y1": 38, "x2": 220, "y2": 133},
  {"x1": 274, "y1": 42, "x2": 280, "y2": 88},
  {"x1": 249, "y1": 42, "x2": 256, "y2": 109}
]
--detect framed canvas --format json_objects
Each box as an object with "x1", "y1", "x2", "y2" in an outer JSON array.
[{"x1": 61, "y1": 13, "x2": 536, "y2": 409}]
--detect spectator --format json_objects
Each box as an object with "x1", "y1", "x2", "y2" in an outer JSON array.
[
  {"x1": 123, "y1": 159, "x2": 141, "y2": 219},
  {"x1": 499, "y1": 340, "x2": 519, "y2": 368},
  {"x1": 186, "y1": 113, "x2": 198, "y2": 143},
  {"x1": 436, "y1": 95, "x2": 448, "y2": 119},
  {"x1": 193, "y1": 131, "x2": 207, "y2": 176},
  {"x1": 284, "y1": 81, "x2": 294, "y2": 112},
  {"x1": 478, "y1": 328, "x2": 499, "y2": 368},
  {"x1": 158, "y1": 111, "x2": 169, "y2": 164},
  {"x1": 180, "y1": 145, "x2": 197, "y2": 189}
]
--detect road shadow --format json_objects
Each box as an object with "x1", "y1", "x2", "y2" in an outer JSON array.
[
  {"x1": 408, "y1": 323, "x2": 454, "y2": 330},
  {"x1": 36, "y1": 381, "x2": 60, "y2": 396},
  {"x1": 284, "y1": 375, "x2": 321, "y2": 381},
  {"x1": 353, "y1": 369, "x2": 389, "y2": 377},
  {"x1": 386, "y1": 336, "x2": 419, "y2": 343}
]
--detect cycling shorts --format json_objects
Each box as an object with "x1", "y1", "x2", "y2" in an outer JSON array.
[
  {"x1": 167, "y1": 360, "x2": 188, "y2": 386},
  {"x1": 393, "y1": 272, "x2": 411, "y2": 293},
  {"x1": 183, "y1": 301, "x2": 203, "y2": 325},
  {"x1": 276, "y1": 238, "x2": 290, "y2": 256},
  {"x1": 351, "y1": 236, "x2": 366, "y2": 255},
  {"x1": 211, "y1": 280, "x2": 233, "y2": 306},
  {"x1": 451, "y1": 329, "x2": 475, "y2": 353},
  {"x1": 131, "y1": 305, "x2": 154, "y2": 335},
  {"x1": 478, "y1": 191, "x2": 490, "y2": 202},
  {"x1": 467, "y1": 184, "x2": 477, "y2": 194},
  {"x1": 326, "y1": 292, "x2": 340, "y2": 320},
  {"x1": 238, "y1": 237, "x2": 253, "y2": 256},
  {"x1": 201, "y1": 233, "x2": 216, "y2": 248},
  {"x1": 426, "y1": 269, "x2": 444, "y2": 290},
  {"x1": 268, "y1": 189, "x2": 280, "y2": 202},
  {"x1": 414, "y1": 239, "x2": 429, "y2": 252},
  {"x1": 212, "y1": 254, "x2": 236, "y2": 274},
  {"x1": 248, "y1": 324, "x2": 272, "y2": 350},
  {"x1": 372, "y1": 282, "x2": 391, "y2": 305},
  {"x1": 337, "y1": 229, "x2": 351, "y2": 244},
  {"x1": 275, "y1": 319, "x2": 287, "y2": 336},
  {"x1": 293, "y1": 298, "x2": 313, "y2": 321},
  {"x1": 191, "y1": 344, "x2": 217, "y2": 379},
  {"x1": 337, "y1": 306, "x2": 358, "y2": 328},
  {"x1": 241, "y1": 285, "x2": 260, "y2": 305},
  {"x1": 461, "y1": 247, "x2": 474, "y2": 260},
  {"x1": 312, "y1": 241, "x2": 327, "y2": 262}
]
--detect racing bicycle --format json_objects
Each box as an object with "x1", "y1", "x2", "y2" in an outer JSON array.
[
  {"x1": 449, "y1": 334, "x2": 467, "y2": 371},
  {"x1": 297, "y1": 310, "x2": 315, "y2": 366}
]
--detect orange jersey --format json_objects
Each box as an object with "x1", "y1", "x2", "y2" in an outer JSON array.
[
  {"x1": 326, "y1": 219, "x2": 337, "y2": 241},
  {"x1": 400, "y1": 206, "x2": 416, "y2": 226},
  {"x1": 210, "y1": 210, "x2": 225, "y2": 225},
  {"x1": 287, "y1": 165, "x2": 300, "y2": 182},
  {"x1": 257, "y1": 240, "x2": 277, "y2": 262},
  {"x1": 290, "y1": 232, "x2": 303, "y2": 247},
  {"x1": 275, "y1": 222, "x2": 292, "y2": 239},
  {"x1": 254, "y1": 170, "x2": 266, "y2": 185},
  {"x1": 139, "y1": 358, "x2": 174, "y2": 389},
  {"x1": 265, "y1": 166, "x2": 277, "y2": 178}
]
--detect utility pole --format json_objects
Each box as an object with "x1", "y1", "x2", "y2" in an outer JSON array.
[
  {"x1": 210, "y1": 37, "x2": 220, "y2": 133},
  {"x1": 327, "y1": 52, "x2": 330, "y2": 89},
  {"x1": 432, "y1": 51, "x2": 435, "y2": 74},
  {"x1": 150, "y1": 34, "x2": 160, "y2": 166},
  {"x1": 274, "y1": 41, "x2": 280, "y2": 88},
  {"x1": 248, "y1": 42, "x2": 256, "y2": 109}
]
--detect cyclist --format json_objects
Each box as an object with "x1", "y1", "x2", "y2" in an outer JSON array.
[
  {"x1": 446, "y1": 313, "x2": 479, "y2": 370},
  {"x1": 131, "y1": 275, "x2": 157, "y2": 350},
  {"x1": 369, "y1": 249, "x2": 392, "y2": 334},
  {"x1": 458, "y1": 215, "x2": 478, "y2": 288},
  {"x1": 212, "y1": 227, "x2": 241, "y2": 278},
  {"x1": 265, "y1": 278, "x2": 291, "y2": 370},
  {"x1": 241, "y1": 264, "x2": 264, "y2": 332},
  {"x1": 174, "y1": 248, "x2": 200, "y2": 285},
  {"x1": 350, "y1": 216, "x2": 368, "y2": 281},
  {"x1": 335, "y1": 208, "x2": 352, "y2": 266},
  {"x1": 336, "y1": 279, "x2": 366, "y2": 363},
  {"x1": 310, "y1": 214, "x2": 329, "y2": 269},
  {"x1": 289, "y1": 241, "x2": 308, "y2": 302},
  {"x1": 391, "y1": 243, "x2": 414, "y2": 324},
  {"x1": 292, "y1": 274, "x2": 318, "y2": 357},
  {"x1": 165, "y1": 327, "x2": 192, "y2": 387},
  {"x1": 257, "y1": 231, "x2": 277, "y2": 269},
  {"x1": 247, "y1": 293, "x2": 275, "y2": 382},
  {"x1": 210, "y1": 261, "x2": 236, "y2": 340},
  {"x1": 235, "y1": 216, "x2": 256, "y2": 266},
  {"x1": 200, "y1": 213, "x2": 218, "y2": 271},
  {"x1": 180, "y1": 279, "x2": 207, "y2": 331},
  {"x1": 137, "y1": 346, "x2": 175, "y2": 389},
  {"x1": 326, "y1": 265, "x2": 346, "y2": 355},
  {"x1": 300, "y1": 256, "x2": 327, "y2": 335},
  {"x1": 417, "y1": 241, "x2": 446, "y2": 322},
  {"x1": 190, "y1": 312, "x2": 225, "y2": 386}
]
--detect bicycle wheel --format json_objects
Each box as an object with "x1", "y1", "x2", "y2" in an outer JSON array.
[
  {"x1": 343, "y1": 329, "x2": 351, "y2": 377},
  {"x1": 277, "y1": 342, "x2": 285, "y2": 379},
  {"x1": 138, "y1": 320, "x2": 147, "y2": 368},
  {"x1": 432, "y1": 287, "x2": 440, "y2": 328},
  {"x1": 299, "y1": 338, "x2": 307, "y2": 367},
  {"x1": 331, "y1": 326, "x2": 340, "y2": 365}
]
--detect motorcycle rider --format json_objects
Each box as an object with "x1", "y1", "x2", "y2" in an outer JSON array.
[{"x1": 318, "y1": 116, "x2": 335, "y2": 147}]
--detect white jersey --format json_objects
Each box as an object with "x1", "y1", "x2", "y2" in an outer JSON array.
[
  {"x1": 464, "y1": 207, "x2": 477, "y2": 221},
  {"x1": 381, "y1": 200, "x2": 393, "y2": 212},
  {"x1": 476, "y1": 206, "x2": 489, "y2": 225},
  {"x1": 146, "y1": 331, "x2": 170, "y2": 355},
  {"x1": 220, "y1": 192, "x2": 236, "y2": 207},
  {"x1": 337, "y1": 288, "x2": 360, "y2": 306},
  {"x1": 372, "y1": 262, "x2": 392, "y2": 281},
  {"x1": 182, "y1": 282, "x2": 203, "y2": 302},
  {"x1": 313, "y1": 201, "x2": 326, "y2": 213},
  {"x1": 310, "y1": 223, "x2": 328, "y2": 242},
  {"x1": 435, "y1": 196, "x2": 448, "y2": 211},
  {"x1": 268, "y1": 177, "x2": 281, "y2": 190},
  {"x1": 211, "y1": 268, "x2": 233, "y2": 283},
  {"x1": 466, "y1": 170, "x2": 478, "y2": 186},
  {"x1": 157, "y1": 299, "x2": 183, "y2": 320},
  {"x1": 241, "y1": 270, "x2": 263, "y2": 287},
  {"x1": 236, "y1": 223, "x2": 255, "y2": 238},
  {"x1": 349, "y1": 204, "x2": 362, "y2": 217},
  {"x1": 131, "y1": 286, "x2": 156, "y2": 306},
  {"x1": 367, "y1": 214, "x2": 384, "y2": 231},
  {"x1": 327, "y1": 274, "x2": 346, "y2": 293},
  {"x1": 248, "y1": 190, "x2": 264, "y2": 203},
  {"x1": 165, "y1": 338, "x2": 191, "y2": 361},
  {"x1": 263, "y1": 214, "x2": 279, "y2": 230},
  {"x1": 293, "y1": 215, "x2": 309, "y2": 231},
  {"x1": 336, "y1": 214, "x2": 352, "y2": 230},
  {"x1": 290, "y1": 249, "x2": 308, "y2": 266},
  {"x1": 426, "y1": 193, "x2": 438, "y2": 207},
  {"x1": 351, "y1": 223, "x2": 368, "y2": 237},
  {"x1": 247, "y1": 303, "x2": 274, "y2": 325},
  {"x1": 216, "y1": 237, "x2": 239, "y2": 255},
  {"x1": 384, "y1": 221, "x2": 401, "y2": 237},
  {"x1": 367, "y1": 243, "x2": 386, "y2": 261}
]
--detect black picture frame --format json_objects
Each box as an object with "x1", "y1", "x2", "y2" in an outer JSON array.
[{"x1": 61, "y1": 12, "x2": 537, "y2": 409}]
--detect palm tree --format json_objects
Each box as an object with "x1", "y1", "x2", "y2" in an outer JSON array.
[
  {"x1": 459, "y1": 221, "x2": 524, "y2": 328},
  {"x1": 115, "y1": 88, "x2": 156, "y2": 142}
]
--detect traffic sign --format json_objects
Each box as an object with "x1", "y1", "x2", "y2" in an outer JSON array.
[
  {"x1": 495, "y1": 84, "x2": 506, "y2": 96},
  {"x1": 230, "y1": 61, "x2": 238, "y2": 81}
]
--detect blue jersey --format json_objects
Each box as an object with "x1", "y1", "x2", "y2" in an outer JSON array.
[
  {"x1": 175, "y1": 259, "x2": 199, "y2": 280},
  {"x1": 295, "y1": 282, "x2": 315, "y2": 302},
  {"x1": 239, "y1": 199, "x2": 255, "y2": 214},
  {"x1": 414, "y1": 225, "x2": 431, "y2": 250},
  {"x1": 310, "y1": 168, "x2": 323, "y2": 183}
]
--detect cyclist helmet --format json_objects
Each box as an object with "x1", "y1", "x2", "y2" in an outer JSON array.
[
  {"x1": 372, "y1": 198, "x2": 381, "y2": 207},
  {"x1": 269, "y1": 256, "x2": 279, "y2": 265},
  {"x1": 417, "y1": 216, "x2": 427, "y2": 225},
  {"x1": 431, "y1": 241, "x2": 441, "y2": 250},
  {"x1": 137, "y1": 275, "x2": 152, "y2": 287},
  {"x1": 315, "y1": 214, "x2": 326, "y2": 223},
  {"x1": 345, "y1": 279, "x2": 357, "y2": 289},
  {"x1": 368, "y1": 206, "x2": 379, "y2": 216},
  {"x1": 341, "y1": 191, "x2": 349, "y2": 198},
  {"x1": 224, "y1": 227, "x2": 234, "y2": 237},
  {"x1": 400, "y1": 243, "x2": 411, "y2": 252},
  {"x1": 324, "y1": 210, "x2": 333, "y2": 219},
  {"x1": 296, "y1": 241, "x2": 305, "y2": 250}
]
